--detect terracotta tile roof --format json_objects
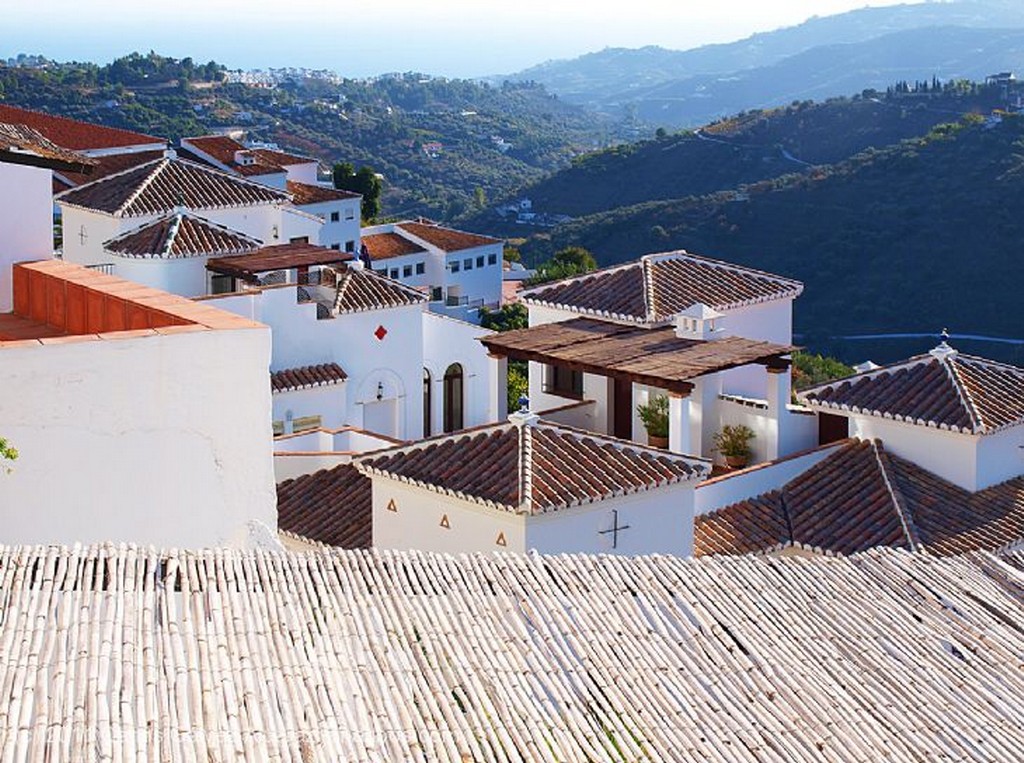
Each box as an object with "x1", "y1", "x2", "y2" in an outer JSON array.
[
  {"x1": 286, "y1": 180, "x2": 360, "y2": 205},
  {"x1": 0, "y1": 122, "x2": 96, "y2": 173},
  {"x1": 523, "y1": 250, "x2": 803, "y2": 323},
  {"x1": 270, "y1": 363, "x2": 348, "y2": 393},
  {"x1": 481, "y1": 317, "x2": 794, "y2": 393},
  {"x1": 276, "y1": 464, "x2": 371, "y2": 548},
  {"x1": 695, "y1": 439, "x2": 1024, "y2": 557},
  {"x1": 0, "y1": 104, "x2": 163, "y2": 151},
  {"x1": 6, "y1": 545, "x2": 1024, "y2": 760},
  {"x1": 54, "y1": 149, "x2": 163, "y2": 189},
  {"x1": 355, "y1": 417, "x2": 708, "y2": 513},
  {"x1": 332, "y1": 265, "x2": 428, "y2": 314},
  {"x1": 55, "y1": 157, "x2": 289, "y2": 217},
  {"x1": 799, "y1": 344, "x2": 1024, "y2": 434},
  {"x1": 103, "y1": 211, "x2": 261, "y2": 259},
  {"x1": 397, "y1": 220, "x2": 500, "y2": 252},
  {"x1": 207, "y1": 243, "x2": 353, "y2": 281},
  {"x1": 184, "y1": 136, "x2": 315, "y2": 176},
  {"x1": 360, "y1": 231, "x2": 427, "y2": 261}
]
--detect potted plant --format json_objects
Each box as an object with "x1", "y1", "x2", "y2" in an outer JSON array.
[
  {"x1": 713, "y1": 424, "x2": 756, "y2": 469},
  {"x1": 637, "y1": 395, "x2": 670, "y2": 449}
]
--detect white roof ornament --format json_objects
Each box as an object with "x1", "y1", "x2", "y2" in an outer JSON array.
[
  {"x1": 930, "y1": 328, "x2": 958, "y2": 361},
  {"x1": 508, "y1": 395, "x2": 539, "y2": 427}
]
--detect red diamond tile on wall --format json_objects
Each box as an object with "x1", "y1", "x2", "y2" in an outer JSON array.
[{"x1": 374, "y1": 325, "x2": 388, "y2": 341}]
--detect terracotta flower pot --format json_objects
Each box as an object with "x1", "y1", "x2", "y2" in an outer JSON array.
[
  {"x1": 648, "y1": 434, "x2": 669, "y2": 449},
  {"x1": 725, "y1": 455, "x2": 749, "y2": 469}
]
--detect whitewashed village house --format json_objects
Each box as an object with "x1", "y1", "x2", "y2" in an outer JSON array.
[{"x1": 361, "y1": 220, "x2": 504, "y2": 319}]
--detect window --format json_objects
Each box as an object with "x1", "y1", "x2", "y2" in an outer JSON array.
[
  {"x1": 476, "y1": 256, "x2": 484, "y2": 268},
  {"x1": 390, "y1": 268, "x2": 399, "y2": 279},
  {"x1": 464, "y1": 258, "x2": 473, "y2": 271},
  {"x1": 423, "y1": 368, "x2": 432, "y2": 436},
  {"x1": 415, "y1": 262, "x2": 425, "y2": 275},
  {"x1": 330, "y1": 211, "x2": 340, "y2": 222},
  {"x1": 450, "y1": 261, "x2": 460, "y2": 273},
  {"x1": 210, "y1": 273, "x2": 236, "y2": 295},
  {"x1": 289, "y1": 236, "x2": 309, "y2": 244},
  {"x1": 544, "y1": 364, "x2": 583, "y2": 399},
  {"x1": 345, "y1": 207, "x2": 355, "y2": 220},
  {"x1": 330, "y1": 243, "x2": 341, "y2": 251},
  {"x1": 443, "y1": 364, "x2": 464, "y2": 433},
  {"x1": 345, "y1": 240, "x2": 355, "y2": 252},
  {"x1": 403, "y1": 265, "x2": 412, "y2": 278},
  {"x1": 487, "y1": 253, "x2": 497, "y2": 266}
]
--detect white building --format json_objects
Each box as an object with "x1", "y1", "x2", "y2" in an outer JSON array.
[
  {"x1": 484, "y1": 250, "x2": 816, "y2": 465},
  {"x1": 277, "y1": 406, "x2": 708, "y2": 555},
  {"x1": 0, "y1": 259, "x2": 277, "y2": 548},
  {"x1": 361, "y1": 220, "x2": 503, "y2": 318},
  {"x1": 798, "y1": 340, "x2": 1024, "y2": 492},
  {"x1": 203, "y1": 260, "x2": 502, "y2": 442},
  {"x1": 286, "y1": 180, "x2": 361, "y2": 253},
  {"x1": 56, "y1": 154, "x2": 323, "y2": 297},
  {"x1": 180, "y1": 134, "x2": 320, "y2": 189}
]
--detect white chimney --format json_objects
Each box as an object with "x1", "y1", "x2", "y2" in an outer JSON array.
[
  {"x1": 234, "y1": 150, "x2": 256, "y2": 166},
  {"x1": 674, "y1": 303, "x2": 725, "y2": 341}
]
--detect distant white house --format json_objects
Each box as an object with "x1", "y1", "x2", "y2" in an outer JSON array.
[{"x1": 360, "y1": 219, "x2": 504, "y2": 319}]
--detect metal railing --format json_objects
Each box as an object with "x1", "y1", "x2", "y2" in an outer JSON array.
[{"x1": 85, "y1": 263, "x2": 115, "y2": 275}]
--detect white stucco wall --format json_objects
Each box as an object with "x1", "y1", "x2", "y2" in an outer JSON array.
[
  {"x1": 110, "y1": 255, "x2": 213, "y2": 298},
  {"x1": 422, "y1": 312, "x2": 497, "y2": 434},
  {"x1": 0, "y1": 327, "x2": 277, "y2": 548},
  {"x1": 371, "y1": 479, "x2": 527, "y2": 554},
  {"x1": 272, "y1": 384, "x2": 348, "y2": 431},
  {"x1": 525, "y1": 485, "x2": 696, "y2": 556},
  {"x1": 0, "y1": 162, "x2": 53, "y2": 311},
  {"x1": 444, "y1": 244, "x2": 503, "y2": 307},
  {"x1": 371, "y1": 252, "x2": 432, "y2": 292},
  {"x1": 976, "y1": 425, "x2": 1024, "y2": 490},
  {"x1": 299, "y1": 198, "x2": 360, "y2": 251}
]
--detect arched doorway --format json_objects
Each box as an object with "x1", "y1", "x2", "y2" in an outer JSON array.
[
  {"x1": 443, "y1": 363, "x2": 464, "y2": 433},
  {"x1": 423, "y1": 368, "x2": 432, "y2": 437}
]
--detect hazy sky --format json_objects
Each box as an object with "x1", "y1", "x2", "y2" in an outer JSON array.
[{"x1": 5, "y1": 1, "x2": 918, "y2": 77}]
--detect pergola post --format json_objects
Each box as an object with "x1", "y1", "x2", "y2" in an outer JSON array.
[
  {"x1": 487, "y1": 352, "x2": 509, "y2": 423},
  {"x1": 765, "y1": 364, "x2": 791, "y2": 460},
  {"x1": 668, "y1": 391, "x2": 692, "y2": 455},
  {"x1": 632, "y1": 383, "x2": 648, "y2": 443}
]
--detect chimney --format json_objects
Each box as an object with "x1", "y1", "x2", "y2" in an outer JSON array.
[{"x1": 674, "y1": 303, "x2": 725, "y2": 341}]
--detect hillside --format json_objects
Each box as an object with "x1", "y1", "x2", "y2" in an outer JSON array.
[
  {"x1": 465, "y1": 85, "x2": 1006, "y2": 222},
  {"x1": 0, "y1": 53, "x2": 620, "y2": 220},
  {"x1": 517, "y1": 114, "x2": 1024, "y2": 363},
  {"x1": 503, "y1": 0, "x2": 1024, "y2": 126}
]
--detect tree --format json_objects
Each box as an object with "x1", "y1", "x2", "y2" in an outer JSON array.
[
  {"x1": 551, "y1": 246, "x2": 597, "y2": 272},
  {"x1": 479, "y1": 303, "x2": 528, "y2": 333},
  {"x1": 791, "y1": 351, "x2": 854, "y2": 391},
  {"x1": 0, "y1": 436, "x2": 17, "y2": 473},
  {"x1": 333, "y1": 162, "x2": 383, "y2": 222}
]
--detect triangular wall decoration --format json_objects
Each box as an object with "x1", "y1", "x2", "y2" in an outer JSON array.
[
  {"x1": 439, "y1": 514, "x2": 450, "y2": 529},
  {"x1": 386, "y1": 498, "x2": 398, "y2": 513},
  {"x1": 495, "y1": 532, "x2": 507, "y2": 547}
]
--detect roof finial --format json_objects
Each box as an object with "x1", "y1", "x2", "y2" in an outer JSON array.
[
  {"x1": 930, "y1": 327, "x2": 957, "y2": 361},
  {"x1": 508, "y1": 395, "x2": 539, "y2": 427}
]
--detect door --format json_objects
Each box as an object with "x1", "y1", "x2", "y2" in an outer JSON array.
[{"x1": 613, "y1": 377, "x2": 633, "y2": 440}]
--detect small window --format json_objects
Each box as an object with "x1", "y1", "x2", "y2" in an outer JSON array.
[
  {"x1": 390, "y1": 268, "x2": 399, "y2": 279},
  {"x1": 464, "y1": 258, "x2": 473, "y2": 271},
  {"x1": 415, "y1": 262, "x2": 425, "y2": 275},
  {"x1": 403, "y1": 265, "x2": 412, "y2": 278},
  {"x1": 476, "y1": 256, "x2": 484, "y2": 268},
  {"x1": 345, "y1": 207, "x2": 355, "y2": 220},
  {"x1": 345, "y1": 240, "x2": 355, "y2": 252},
  {"x1": 330, "y1": 243, "x2": 341, "y2": 251},
  {"x1": 289, "y1": 236, "x2": 309, "y2": 244},
  {"x1": 544, "y1": 364, "x2": 583, "y2": 399},
  {"x1": 450, "y1": 261, "x2": 460, "y2": 273},
  {"x1": 272, "y1": 420, "x2": 284, "y2": 436},
  {"x1": 487, "y1": 253, "x2": 497, "y2": 266},
  {"x1": 330, "y1": 211, "x2": 340, "y2": 222}
]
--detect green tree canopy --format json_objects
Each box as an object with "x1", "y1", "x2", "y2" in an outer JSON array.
[{"x1": 333, "y1": 163, "x2": 383, "y2": 222}]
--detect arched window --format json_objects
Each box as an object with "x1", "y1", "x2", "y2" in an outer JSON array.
[
  {"x1": 443, "y1": 363, "x2": 464, "y2": 433},
  {"x1": 423, "y1": 368, "x2": 432, "y2": 437}
]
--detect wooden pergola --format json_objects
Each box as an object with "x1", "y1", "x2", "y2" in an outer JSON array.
[{"x1": 207, "y1": 243, "x2": 354, "y2": 284}]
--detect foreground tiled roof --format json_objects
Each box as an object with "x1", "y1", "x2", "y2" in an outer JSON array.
[
  {"x1": 397, "y1": 220, "x2": 500, "y2": 251},
  {"x1": 103, "y1": 211, "x2": 261, "y2": 259},
  {"x1": 695, "y1": 439, "x2": 1024, "y2": 556},
  {"x1": 361, "y1": 231, "x2": 427, "y2": 260},
  {"x1": 0, "y1": 122, "x2": 96, "y2": 173},
  {"x1": 4, "y1": 545, "x2": 1024, "y2": 760},
  {"x1": 481, "y1": 316, "x2": 793, "y2": 393},
  {"x1": 799, "y1": 344, "x2": 1024, "y2": 434},
  {"x1": 54, "y1": 149, "x2": 163, "y2": 190},
  {"x1": 270, "y1": 363, "x2": 348, "y2": 393},
  {"x1": 332, "y1": 265, "x2": 427, "y2": 314},
  {"x1": 0, "y1": 104, "x2": 162, "y2": 151},
  {"x1": 522, "y1": 250, "x2": 804, "y2": 323},
  {"x1": 55, "y1": 157, "x2": 289, "y2": 217},
  {"x1": 356, "y1": 417, "x2": 707, "y2": 513},
  {"x1": 286, "y1": 179, "x2": 360, "y2": 205},
  {"x1": 276, "y1": 464, "x2": 371, "y2": 548}
]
